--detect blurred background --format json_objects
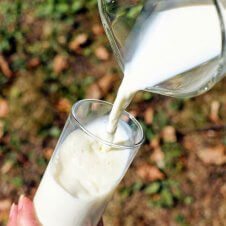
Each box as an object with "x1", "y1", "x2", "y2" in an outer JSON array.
[{"x1": 0, "y1": 0, "x2": 225, "y2": 225}]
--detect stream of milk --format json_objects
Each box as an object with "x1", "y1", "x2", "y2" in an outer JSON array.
[{"x1": 107, "y1": 4, "x2": 222, "y2": 134}]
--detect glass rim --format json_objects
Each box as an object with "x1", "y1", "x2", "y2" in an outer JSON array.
[{"x1": 71, "y1": 99, "x2": 144, "y2": 149}]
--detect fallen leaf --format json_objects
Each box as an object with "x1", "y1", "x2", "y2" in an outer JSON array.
[
  {"x1": 136, "y1": 163, "x2": 165, "y2": 182},
  {"x1": 43, "y1": 148, "x2": 54, "y2": 160},
  {"x1": 220, "y1": 184, "x2": 226, "y2": 198},
  {"x1": 0, "y1": 211, "x2": 8, "y2": 224},
  {"x1": 53, "y1": 55, "x2": 68, "y2": 74},
  {"x1": 58, "y1": 35, "x2": 66, "y2": 45},
  {"x1": 150, "y1": 147, "x2": 165, "y2": 168},
  {"x1": 182, "y1": 135, "x2": 197, "y2": 151},
  {"x1": 98, "y1": 74, "x2": 116, "y2": 95},
  {"x1": 56, "y1": 98, "x2": 71, "y2": 113},
  {"x1": 28, "y1": 57, "x2": 40, "y2": 68},
  {"x1": 210, "y1": 101, "x2": 221, "y2": 123},
  {"x1": 95, "y1": 46, "x2": 110, "y2": 61},
  {"x1": 149, "y1": 136, "x2": 160, "y2": 149},
  {"x1": 144, "y1": 182, "x2": 161, "y2": 195},
  {"x1": 162, "y1": 126, "x2": 177, "y2": 143},
  {"x1": 69, "y1": 33, "x2": 88, "y2": 52},
  {"x1": 86, "y1": 83, "x2": 102, "y2": 99},
  {"x1": 129, "y1": 109, "x2": 139, "y2": 118},
  {"x1": 0, "y1": 55, "x2": 12, "y2": 78},
  {"x1": 1, "y1": 161, "x2": 13, "y2": 174},
  {"x1": 0, "y1": 99, "x2": 9, "y2": 118},
  {"x1": 0, "y1": 199, "x2": 11, "y2": 211},
  {"x1": 197, "y1": 144, "x2": 226, "y2": 165},
  {"x1": 133, "y1": 92, "x2": 144, "y2": 103},
  {"x1": 0, "y1": 121, "x2": 3, "y2": 139},
  {"x1": 92, "y1": 24, "x2": 104, "y2": 35},
  {"x1": 144, "y1": 107, "x2": 154, "y2": 125}
]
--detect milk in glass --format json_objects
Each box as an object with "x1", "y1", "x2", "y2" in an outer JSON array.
[{"x1": 34, "y1": 118, "x2": 131, "y2": 226}]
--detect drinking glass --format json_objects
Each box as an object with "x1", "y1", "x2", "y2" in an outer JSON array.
[
  {"x1": 98, "y1": 0, "x2": 226, "y2": 98},
  {"x1": 34, "y1": 99, "x2": 144, "y2": 226}
]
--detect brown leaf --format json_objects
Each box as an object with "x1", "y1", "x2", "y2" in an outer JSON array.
[
  {"x1": 210, "y1": 101, "x2": 221, "y2": 123},
  {"x1": 95, "y1": 46, "x2": 110, "y2": 61},
  {"x1": 69, "y1": 33, "x2": 88, "y2": 52},
  {"x1": 0, "y1": 55, "x2": 12, "y2": 78},
  {"x1": 53, "y1": 55, "x2": 68, "y2": 74},
  {"x1": 220, "y1": 184, "x2": 226, "y2": 198},
  {"x1": 149, "y1": 136, "x2": 160, "y2": 149},
  {"x1": 129, "y1": 109, "x2": 139, "y2": 118},
  {"x1": 144, "y1": 107, "x2": 154, "y2": 125},
  {"x1": 136, "y1": 163, "x2": 165, "y2": 182},
  {"x1": 86, "y1": 83, "x2": 102, "y2": 99},
  {"x1": 197, "y1": 144, "x2": 226, "y2": 165},
  {"x1": 182, "y1": 135, "x2": 197, "y2": 151},
  {"x1": 43, "y1": 148, "x2": 54, "y2": 160},
  {"x1": 0, "y1": 120, "x2": 3, "y2": 139},
  {"x1": 98, "y1": 74, "x2": 116, "y2": 95},
  {"x1": 150, "y1": 147, "x2": 165, "y2": 168},
  {"x1": 58, "y1": 35, "x2": 66, "y2": 45},
  {"x1": 56, "y1": 98, "x2": 71, "y2": 113},
  {"x1": 162, "y1": 126, "x2": 177, "y2": 143},
  {"x1": 1, "y1": 161, "x2": 13, "y2": 174},
  {"x1": 0, "y1": 99, "x2": 9, "y2": 118},
  {"x1": 0, "y1": 211, "x2": 8, "y2": 223},
  {"x1": 28, "y1": 58, "x2": 40, "y2": 68},
  {"x1": 0, "y1": 199, "x2": 11, "y2": 211},
  {"x1": 92, "y1": 24, "x2": 104, "y2": 35}
]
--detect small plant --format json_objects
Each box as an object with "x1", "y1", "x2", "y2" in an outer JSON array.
[
  {"x1": 153, "y1": 110, "x2": 169, "y2": 131},
  {"x1": 119, "y1": 181, "x2": 143, "y2": 198},
  {"x1": 120, "y1": 179, "x2": 186, "y2": 209},
  {"x1": 0, "y1": 1, "x2": 24, "y2": 53},
  {"x1": 140, "y1": 120, "x2": 155, "y2": 141},
  {"x1": 147, "y1": 179, "x2": 183, "y2": 208},
  {"x1": 37, "y1": 0, "x2": 97, "y2": 19},
  {"x1": 11, "y1": 176, "x2": 23, "y2": 188},
  {"x1": 162, "y1": 142, "x2": 184, "y2": 172},
  {"x1": 175, "y1": 214, "x2": 190, "y2": 226}
]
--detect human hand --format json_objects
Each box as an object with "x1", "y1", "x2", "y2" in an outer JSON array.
[
  {"x1": 7, "y1": 196, "x2": 104, "y2": 226},
  {"x1": 7, "y1": 196, "x2": 40, "y2": 226}
]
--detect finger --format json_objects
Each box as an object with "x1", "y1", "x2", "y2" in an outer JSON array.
[
  {"x1": 7, "y1": 203, "x2": 18, "y2": 226},
  {"x1": 17, "y1": 196, "x2": 40, "y2": 226},
  {"x1": 97, "y1": 218, "x2": 104, "y2": 226}
]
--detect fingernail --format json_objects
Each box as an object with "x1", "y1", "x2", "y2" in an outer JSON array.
[
  {"x1": 18, "y1": 194, "x2": 25, "y2": 211},
  {"x1": 9, "y1": 203, "x2": 17, "y2": 219}
]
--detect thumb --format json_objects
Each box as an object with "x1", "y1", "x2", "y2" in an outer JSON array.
[
  {"x1": 17, "y1": 196, "x2": 40, "y2": 226},
  {"x1": 7, "y1": 204, "x2": 18, "y2": 226}
]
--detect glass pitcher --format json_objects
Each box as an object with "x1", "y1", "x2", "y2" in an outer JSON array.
[{"x1": 98, "y1": 0, "x2": 226, "y2": 98}]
